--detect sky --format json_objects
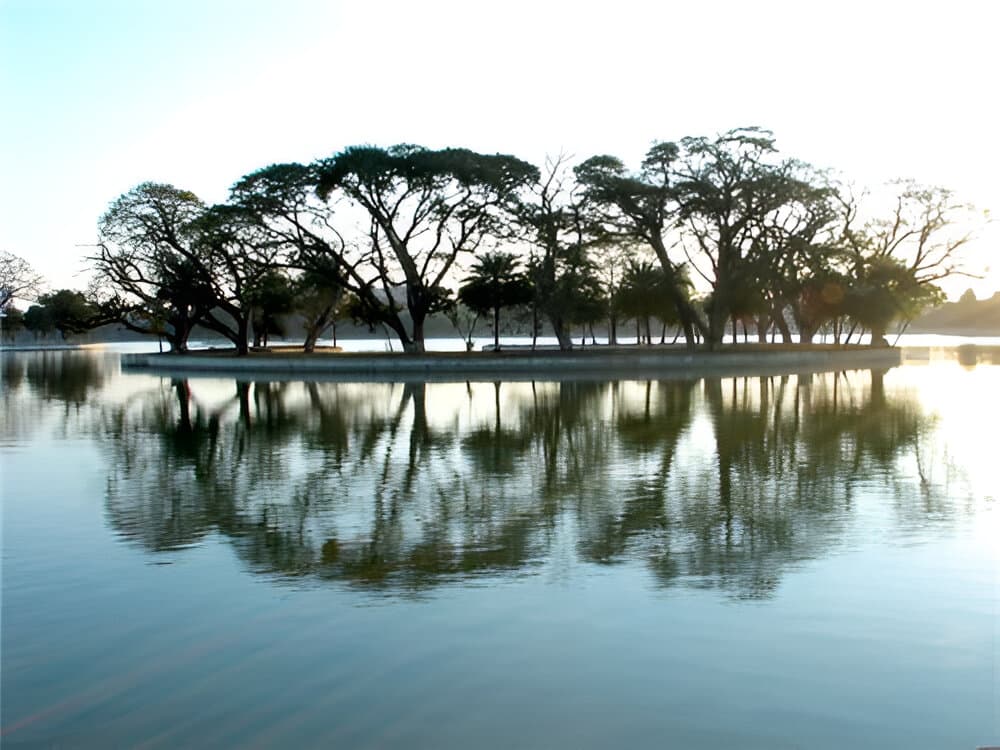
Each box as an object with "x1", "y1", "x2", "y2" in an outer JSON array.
[{"x1": 2, "y1": 0, "x2": 998, "y2": 301}]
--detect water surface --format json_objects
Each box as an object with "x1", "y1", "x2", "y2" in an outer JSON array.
[{"x1": 1, "y1": 350, "x2": 996, "y2": 748}]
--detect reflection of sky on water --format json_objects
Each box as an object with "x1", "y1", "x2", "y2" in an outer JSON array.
[{"x1": 1, "y1": 350, "x2": 995, "y2": 749}]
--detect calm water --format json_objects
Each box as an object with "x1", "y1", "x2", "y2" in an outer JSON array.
[{"x1": 1, "y1": 350, "x2": 996, "y2": 749}]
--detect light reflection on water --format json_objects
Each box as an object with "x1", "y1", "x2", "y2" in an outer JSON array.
[{"x1": 1, "y1": 349, "x2": 996, "y2": 749}]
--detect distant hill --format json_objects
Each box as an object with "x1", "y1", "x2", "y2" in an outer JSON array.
[{"x1": 908, "y1": 291, "x2": 1000, "y2": 335}]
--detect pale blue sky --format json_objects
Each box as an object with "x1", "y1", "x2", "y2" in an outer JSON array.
[{"x1": 2, "y1": 0, "x2": 997, "y2": 299}]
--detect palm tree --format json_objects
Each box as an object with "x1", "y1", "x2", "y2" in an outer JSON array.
[
  {"x1": 617, "y1": 260, "x2": 683, "y2": 344},
  {"x1": 458, "y1": 252, "x2": 533, "y2": 350}
]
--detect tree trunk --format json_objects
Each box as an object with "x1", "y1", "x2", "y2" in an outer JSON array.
[
  {"x1": 649, "y1": 234, "x2": 704, "y2": 349},
  {"x1": 171, "y1": 320, "x2": 192, "y2": 353},
  {"x1": 303, "y1": 305, "x2": 334, "y2": 353},
  {"x1": 869, "y1": 322, "x2": 889, "y2": 347},
  {"x1": 252, "y1": 317, "x2": 263, "y2": 348},
  {"x1": 773, "y1": 312, "x2": 792, "y2": 344},
  {"x1": 756, "y1": 314, "x2": 769, "y2": 343},
  {"x1": 550, "y1": 314, "x2": 573, "y2": 351},
  {"x1": 531, "y1": 304, "x2": 539, "y2": 350},
  {"x1": 706, "y1": 303, "x2": 727, "y2": 351},
  {"x1": 493, "y1": 305, "x2": 501, "y2": 351},
  {"x1": 303, "y1": 327, "x2": 320, "y2": 353}
]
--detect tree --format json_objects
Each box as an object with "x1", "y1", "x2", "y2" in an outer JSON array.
[
  {"x1": 575, "y1": 144, "x2": 706, "y2": 349},
  {"x1": 40, "y1": 289, "x2": 102, "y2": 338},
  {"x1": 22, "y1": 289, "x2": 105, "y2": 340},
  {"x1": 187, "y1": 203, "x2": 292, "y2": 354},
  {"x1": 671, "y1": 127, "x2": 817, "y2": 349},
  {"x1": 93, "y1": 183, "x2": 215, "y2": 353},
  {"x1": 230, "y1": 162, "x2": 419, "y2": 352},
  {"x1": 2, "y1": 306, "x2": 24, "y2": 341},
  {"x1": 616, "y1": 259, "x2": 684, "y2": 344},
  {"x1": 589, "y1": 243, "x2": 636, "y2": 346},
  {"x1": 23, "y1": 304, "x2": 54, "y2": 338},
  {"x1": 842, "y1": 257, "x2": 944, "y2": 345},
  {"x1": 515, "y1": 156, "x2": 606, "y2": 351},
  {"x1": 0, "y1": 251, "x2": 44, "y2": 310},
  {"x1": 445, "y1": 303, "x2": 482, "y2": 352},
  {"x1": 836, "y1": 180, "x2": 981, "y2": 343},
  {"x1": 314, "y1": 145, "x2": 538, "y2": 352},
  {"x1": 246, "y1": 269, "x2": 296, "y2": 347},
  {"x1": 95, "y1": 183, "x2": 291, "y2": 355},
  {"x1": 293, "y1": 267, "x2": 345, "y2": 353},
  {"x1": 742, "y1": 167, "x2": 843, "y2": 343},
  {"x1": 457, "y1": 252, "x2": 533, "y2": 350}
]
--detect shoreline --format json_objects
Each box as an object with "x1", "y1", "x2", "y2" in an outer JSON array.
[{"x1": 120, "y1": 345, "x2": 903, "y2": 381}]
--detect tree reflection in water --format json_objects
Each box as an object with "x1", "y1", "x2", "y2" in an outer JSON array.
[
  {"x1": 92, "y1": 368, "x2": 944, "y2": 598},
  {"x1": 1, "y1": 350, "x2": 109, "y2": 442}
]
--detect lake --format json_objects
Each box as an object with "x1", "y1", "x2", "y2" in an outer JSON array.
[{"x1": 1, "y1": 348, "x2": 996, "y2": 749}]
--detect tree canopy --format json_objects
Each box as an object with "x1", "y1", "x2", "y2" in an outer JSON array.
[
  {"x1": 313, "y1": 145, "x2": 539, "y2": 352},
  {"x1": 58, "y1": 131, "x2": 989, "y2": 353},
  {"x1": 1, "y1": 250, "x2": 45, "y2": 310}
]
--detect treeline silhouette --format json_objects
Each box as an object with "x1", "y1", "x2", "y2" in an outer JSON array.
[{"x1": 7, "y1": 129, "x2": 980, "y2": 353}]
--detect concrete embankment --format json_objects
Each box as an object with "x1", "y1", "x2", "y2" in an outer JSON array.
[{"x1": 121, "y1": 346, "x2": 902, "y2": 382}]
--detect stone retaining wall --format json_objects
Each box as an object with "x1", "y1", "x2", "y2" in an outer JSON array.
[{"x1": 121, "y1": 347, "x2": 902, "y2": 381}]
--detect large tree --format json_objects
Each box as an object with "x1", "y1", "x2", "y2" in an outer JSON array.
[
  {"x1": 188, "y1": 203, "x2": 292, "y2": 353},
  {"x1": 313, "y1": 145, "x2": 538, "y2": 352},
  {"x1": 744, "y1": 166, "x2": 843, "y2": 343},
  {"x1": 0, "y1": 251, "x2": 45, "y2": 310},
  {"x1": 94, "y1": 183, "x2": 215, "y2": 352},
  {"x1": 836, "y1": 181, "x2": 979, "y2": 343},
  {"x1": 516, "y1": 156, "x2": 607, "y2": 351},
  {"x1": 575, "y1": 145, "x2": 706, "y2": 349},
  {"x1": 95, "y1": 183, "x2": 289, "y2": 354},
  {"x1": 671, "y1": 127, "x2": 817, "y2": 348},
  {"x1": 246, "y1": 269, "x2": 296, "y2": 348},
  {"x1": 229, "y1": 162, "x2": 411, "y2": 349}
]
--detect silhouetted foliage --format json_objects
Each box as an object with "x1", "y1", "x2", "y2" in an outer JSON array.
[
  {"x1": 23, "y1": 289, "x2": 105, "y2": 340},
  {"x1": 93, "y1": 183, "x2": 214, "y2": 352},
  {"x1": 458, "y1": 252, "x2": 533, "y2": 349},
  {"x1": 313, "y1": 145, "x2": 538, "y2": 352},
  {"x1": 81, "y1": 134, "x2": 984, "y2": 351},
  {"x1": 0, "y1": 251, "x2": 44, "y2": 310},
  {"x1": 575, "y1": 144, "x2": 705, "y2": 348}
]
